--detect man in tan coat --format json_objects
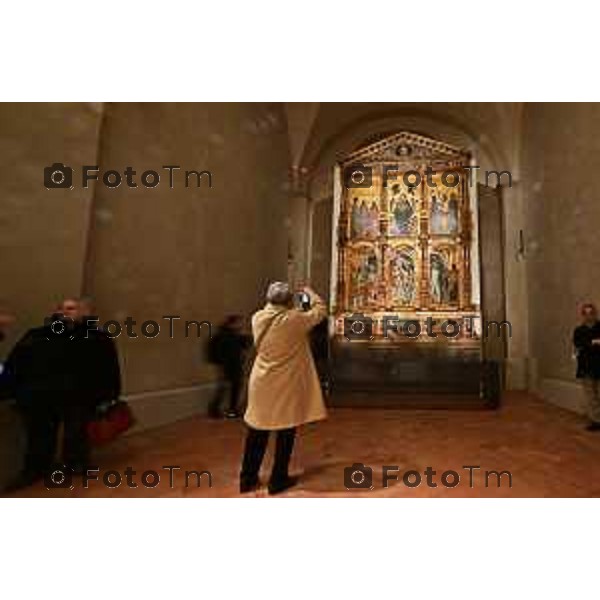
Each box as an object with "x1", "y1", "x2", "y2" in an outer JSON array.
[{"x1": 240, "y1": 282, "x2": 328, "y2": 494}]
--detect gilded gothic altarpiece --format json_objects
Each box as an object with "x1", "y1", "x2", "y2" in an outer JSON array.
[{"x1": 331, "y1": 132, "x2": 481, "y2": 340}]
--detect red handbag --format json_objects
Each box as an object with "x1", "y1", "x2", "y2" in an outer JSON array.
[{"x1": 87, "y1": 400, "x2": 135, "y2": 446}]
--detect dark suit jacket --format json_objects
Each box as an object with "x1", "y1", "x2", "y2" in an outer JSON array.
[
  {"x1": 573, "y1": 321, "x2": 600, "y2": 379},
  {"x1": 0, "y1": 319, "x2": 121, "y2": 408}
]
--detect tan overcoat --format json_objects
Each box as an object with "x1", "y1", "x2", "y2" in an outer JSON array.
[{"x1": 244, "y1": 291, "x2": 328, "y2": 431}]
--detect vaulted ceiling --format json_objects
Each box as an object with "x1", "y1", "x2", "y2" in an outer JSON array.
[{"x1": 284, "y1": 102, "x2": 524, "y2": 176}]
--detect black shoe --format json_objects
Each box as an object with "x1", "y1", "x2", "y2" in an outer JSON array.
[
  {"x1": 268, "y1": 476, "x2": 299, "y2": 496},
  {"x1": 224, "y1": 409, "x2": 240, "y2": 419},
  {"x1": 240, "y1": 479, "x2": 259, "y2": 494},
  {"x1": 586, "y1": 422, "x2": 600, "y2": 431}
]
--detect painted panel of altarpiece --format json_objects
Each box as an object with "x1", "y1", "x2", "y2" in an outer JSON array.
[
  {"x1": 430, "y1": 248, "x2": 460, "y2": 306},
  {"x1": 387, "y1": 245, "x2": 417, "y2": 307},
  {"x1": 430, "y1": 190, "x2": 460, "y2": 235},
  {"x1": 350, "y1": 198, "x2": 380, "y2": 240},
  {"x1": 347, "y1": 244, "x2": 381, "y2": 311},
  {"x1": 388, "y1": 184, "x2": 418, "y2": 236}
]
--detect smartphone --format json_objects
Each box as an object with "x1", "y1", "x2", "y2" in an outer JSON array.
[{"x1": 296, "y1": 292, "x2": 311, "y2": 311}]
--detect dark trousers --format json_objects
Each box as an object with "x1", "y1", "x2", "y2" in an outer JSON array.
[
  {"x1": 20, "y1": 403, "x2": 59, "y2": 477},
  {"x1": 19, "y1": 395, "x2": 92, "y2": 477},
  {"x1": 240, "y1": 426, "x2": 296, "y2": 486},
  {"x1": 61, "y1": 402, "x2": 92, "y2": 469},
  {"x1": 209, "y1": 368, "x2": 243, "y2": 415}
]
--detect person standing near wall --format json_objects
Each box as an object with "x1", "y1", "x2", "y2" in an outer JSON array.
[
  {"x1": 573, "y1": 303, "x2": 600, "y2": 431},
  {"x1": 207, "y1": 315, "x2": 251, "y2": 419},
  {"x1": 240, "y1": 282, "x2": 328, "y2": 495},
  {"x1": 0, "y1": 298, "x2": 121, "y2": 489}
]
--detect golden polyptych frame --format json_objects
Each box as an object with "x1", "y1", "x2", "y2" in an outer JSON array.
[{"x1": 336, "y1": 131, "x2": 473, "y2": 318}]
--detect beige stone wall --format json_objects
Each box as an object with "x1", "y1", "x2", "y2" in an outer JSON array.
[
  {"x1": 1, "y1": 103, "x2": 291, "y2": 407},
  {"x1": 521, "y1": 103, "x2": 600, "y2": 392},
  {"x1": 84, "y1": 103, "x2": 290, "y2": 394},
  {"x1": 309, "y1": 198, "x2": 333, "y2": 301},
  {"x1": 0, "y1": 102, "x2": 103, "y2": 352},
  {"x1": 501, "y1": 182, "x2": 530, "y2": 389}
]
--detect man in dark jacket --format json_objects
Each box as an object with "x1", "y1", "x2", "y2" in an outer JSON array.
[
  {"x1": 0, "y1": 298, "x2": 121, "y2": 487},
  {"x1": 207, "y1": 315, "x2": 251, "y2": 419},
  {"x1": 573, "y1": 303, "x2": 600, "y2": 431}
]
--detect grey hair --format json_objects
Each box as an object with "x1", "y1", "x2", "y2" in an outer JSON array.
[{"x1": 266, "y1": 281, "x2": 292, "y2": 306}]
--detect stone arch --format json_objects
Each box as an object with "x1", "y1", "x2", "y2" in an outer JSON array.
[{"x1": 303, "y1": 107, "x2": 511, "y2": 202}]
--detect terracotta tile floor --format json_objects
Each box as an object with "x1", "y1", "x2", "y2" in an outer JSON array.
[{"x1": 9, "y1": 391, "x2": 600, "y2": 497}]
